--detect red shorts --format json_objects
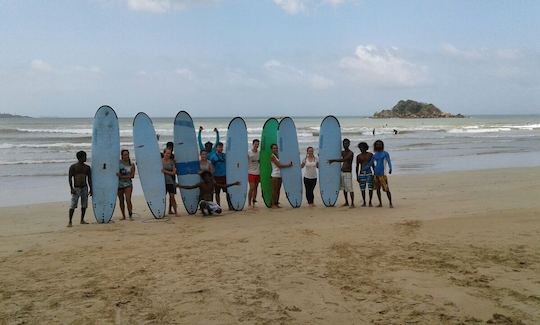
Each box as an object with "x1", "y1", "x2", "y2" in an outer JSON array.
[{"x1": 248, "y1": 174, "x2": 260, "y2": 184}]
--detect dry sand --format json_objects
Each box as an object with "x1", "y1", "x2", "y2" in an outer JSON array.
[{"x1": 1, "y1": 168, "x2": 540, "y2": 324}]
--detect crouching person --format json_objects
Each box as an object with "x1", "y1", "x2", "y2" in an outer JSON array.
[{"x1": 178, "y1": 170, "x2": 240, "y2": 216}]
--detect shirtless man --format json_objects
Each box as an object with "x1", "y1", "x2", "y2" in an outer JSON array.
[
  {"x1": 355, "y1": 142, "x2": 374, "y2": 207},
  {"x1": 178, "y1": 170, "x2": 240, "y2": 216},
  {"x1": 329, "y1": 138, "x2": 355, "y2": 208},
  {"x1": 68, "y1": 151, "x2": 92, "y2": 227}
]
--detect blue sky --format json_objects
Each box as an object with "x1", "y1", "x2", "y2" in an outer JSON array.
[{"x1": 1, "y1": 0, "x2": 539, "y2": 117}]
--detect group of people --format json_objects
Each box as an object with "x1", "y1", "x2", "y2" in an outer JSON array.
[{"x1": 67, "y1": 125, "x2": 393, "y2": 226}]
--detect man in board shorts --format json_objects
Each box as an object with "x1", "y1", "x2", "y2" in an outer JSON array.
[
  {"x1": 68, "y1": 151, "x2": 92, "y2": 227},
  {"x1": 329, "y1": 138, "x2": 355, "y2": 208},
  {"x1": 248, "y1": 139, "x2": 260, "y2": 208}
]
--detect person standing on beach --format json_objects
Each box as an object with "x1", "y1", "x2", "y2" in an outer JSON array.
[
  {"x1": 117, "y1": 149, "x2": 135, "y2": 220},
  {"x1": 68, "y1": 151, "x2": 92, "y2": 227},
  {"x1": 178, "y1": 170, "x2": 240, "y2": 216},
  {"x1": 355, "y1": 142, "x2": 374, "y2": 207},
  {"x1": 198, "y1": 126, "x2": 220, "y2": 154},
  {"x1": 270, "y1": 144, "x2": 293, "y2": 209},
  {"x1": 372, "y1": 140, "x2": 393, "y2": 208},
  {"x1": 209, "y1": 142, "x2": 232, "y2": 210},
  {"x1": 162, "y1": 148, "x2": 178, "y2": 215},
  {"x1": 248, "y1": 139, "x2": 260, "y2": 208},
  {"x1": 301, "y1": 146, "x2": 318, "y2": 207},
  {"x1": 329, "y1": 139, "x2": 355, "y2": 208}
]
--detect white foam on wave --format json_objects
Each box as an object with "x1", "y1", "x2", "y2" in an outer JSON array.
[
  {"x1": 0, "y1": 142, "x2": 134, "y2": 149},
  {"x1": 0, "y1": 159, "x2": 72, "y2": 166},
  {"x1": 447, "y1": 127, "x2": 512, "y2": 134},
  {"x1": 15, "y1": 128, "x2": 133, "y2": 136}
]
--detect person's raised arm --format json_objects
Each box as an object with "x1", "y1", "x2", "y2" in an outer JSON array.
[
  {"x1": 198, "y1": 126, "x2": 204, "y2": 151},
  {"x1": 213, "y1": 128, "x2": 220, "y2": 150}
]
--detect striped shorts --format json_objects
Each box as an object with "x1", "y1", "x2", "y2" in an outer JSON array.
[{"x1": 357, "y1": 172, "x2": 374, "y2": 191}]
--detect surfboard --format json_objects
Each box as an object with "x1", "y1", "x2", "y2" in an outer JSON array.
[
  {"x1": 318, "y1": 115, "x2": 342, "y2": 207},
  {"x1": 91, "y1": 105, "x2": 120, "y2": 223},
  {"x1": 174, "y1": 111, "x2": 200, "y2": 215},
  {"x1": 260, "y1": 118, "x2": 279, "y2": 208},
  {"x1": 225, "y1": 117, "x2": 248, "y2": 211},
  {"x1": 278, "y1": 117, "x2": 303, "y2": 208},
  {"x1": 133, "y1": 112, "x2": 166, "y2": 219}
]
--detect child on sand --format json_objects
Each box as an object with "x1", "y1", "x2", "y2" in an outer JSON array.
[
  {"x1": 68, "y1": 151, "x2": 92, "y2": 227},
  {"x1": 355, "y1": 142, "x2": 374, "y2": 207},
  {"x1": 178, "y1": 170, "x2": 240, "y2": 216},
  {"x1": 372, "y1": 140, "x2": 393, "y2": 208}
]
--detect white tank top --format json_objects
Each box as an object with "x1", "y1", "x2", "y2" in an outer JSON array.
[
  {"x1": 303, "y1": 156, "x2": 318, "y2": 179},
  {"x1": 271, "y1": 154, "x2": 280, "y2": 178}
]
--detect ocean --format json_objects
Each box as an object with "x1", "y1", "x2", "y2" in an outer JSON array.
[{"x1": 1, "y1": 115, "x2": 539, "y2": 207}]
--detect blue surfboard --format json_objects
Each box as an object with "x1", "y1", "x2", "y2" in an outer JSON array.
[
  {"x1": 278, "y1": 117, "x2": 303, "y2": 208},
  {"x1": 318, "y1": 115, "x2": 341, "y2": 207},
  {"x1": 174, "y1": 111, "x2": 200, "y2": 215},
  {"x1": 133, "y1": 112, "x2": 166, "y2": 219},
  {"x1": 226, "y1": 117, "x2": 248, "y2": 211},
  {"x1": 91, "y1": 105, "x2": 120, "y2": 223}
]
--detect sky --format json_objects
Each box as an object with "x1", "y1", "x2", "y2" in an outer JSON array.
[{"x1": 0, "y1": 0, "x2": 539, "y2": 117}]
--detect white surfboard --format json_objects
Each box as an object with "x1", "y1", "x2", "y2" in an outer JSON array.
[
  {"x1": 91, "y1": 105, "x2": 120, "y2": 223},
  {"x1": 174, "y1": 111, "x2": 200, "y2": 214},
  {"x1": 226, "y1": 117, "x2": 248, "y2": 211},
  {"x1": 133, "y1": 112, "x2": 166, "y2": 219},
  {"x1": 278, "y1": 117, "x2": 303, "y2": 208}
]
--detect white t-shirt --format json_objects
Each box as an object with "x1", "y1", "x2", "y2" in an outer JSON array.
[
  {"x1": 303, "y1": 156, "x2": 318, "y2": 179},
  {"x1": 271, "y1": 154, "x2": 280, "y2": 178},
  {"x1": 248, "y1": 150, "x2": 260, "y2": 175}
]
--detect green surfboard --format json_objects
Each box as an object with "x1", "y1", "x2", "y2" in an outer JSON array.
[{"x1": 260, "y1": 118, "x2": 279, "y2": 208}]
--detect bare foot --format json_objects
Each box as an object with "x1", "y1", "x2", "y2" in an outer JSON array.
[
  {"x1": 389, "y1": 204, "x2": 394, "y2": 208},
  {"x1": 80, "y1": 220, "x2": 88, "y2": 224},
  {"x1": 341, "y1": 203, "x2": 349, "y2": 207},
  {"x1": 121, "y1": 217, "x2": 126, "y2": 220},
  {"x1": 67, "y1": 222, "x2": 72, "y2": 227},
  {"x1": 369, "y1": 202, "x2": 373, "y2": 207},
  {"x1": 349, "y1": 204, "x2": 355, "y2": 209},
  {"x1": 361, "y1": 203, "x2": 366, "y2": 207},
  {"x1": 377, "y1": 204, "x2": 382, "y2": 208},
  {"x1": 129, "y1": 217, "x2": 133, "y2": 221}
]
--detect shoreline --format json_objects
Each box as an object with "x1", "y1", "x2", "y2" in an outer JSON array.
[
  {"x1": 1, "y1": 167, "x2": 540, "y2": 323},
  {"x1": 1, "y1": 165, "x2": 540, "y2": 208}
]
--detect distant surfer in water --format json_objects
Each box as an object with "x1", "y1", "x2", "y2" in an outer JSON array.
[
  {"x1": 117, "y1": 149, "x2": 135, "y2": 220},
  {"x1": 329, "y1": 139, "x2": 355, "y2": 208},
  {"x1": 372, "y1": 140, "x2": 393, "y2": 208},
  {"x1": 301, "y1": 146, "x2": 318, "y2": 207},
  {"x1": 162, "y1": 148, "x2": 178, "y2": 215},
  {"x1": 178, "y1": 170, "x2": 240, "y2": 216},
  {"x1": 198, "y1": 126, "x2": 220, "y2": 154},
  {"x1": 270, "y1": 144, "x2": 293, "y2": 209},
  {"x1": 68, "y1": 151, "x2": 92, "y2": 227},
  {"x1": 248, "y1": 139, "x2": 260, "y2": 208},
  {"x1": 355, "y1": 142, "x2": 374, "y2": 207}
]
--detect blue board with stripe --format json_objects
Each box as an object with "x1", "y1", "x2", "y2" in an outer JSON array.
[
  {"x1": 225, "y1": 117, "x2": 248, "y2": 211},
  {"x1": 133, "y1": 112, "x2": 166, "y2": 219},
  {"x1": 278, "y1": 117, "x2": 303, "y2": 208},
  {"x1": 174, "y1": 111, "x2": 200, "y2": 214},
  {"x1": 91, "y1": 105, "x2": 120, "y2": 223},
  {"x1": 318, "y1": 115, "x2": 341, "y2": 207}
]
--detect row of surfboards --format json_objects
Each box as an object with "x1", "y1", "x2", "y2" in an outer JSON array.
[{"x1": 91, "y1": 105, "x2": 342, "y2": 223}]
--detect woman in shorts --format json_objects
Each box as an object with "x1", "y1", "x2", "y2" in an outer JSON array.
[{"x1": 118, "y1": 149, "x2": 136, "y2": 220}]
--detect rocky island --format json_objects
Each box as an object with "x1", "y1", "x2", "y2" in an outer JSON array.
[
  {"x1": 373, "y1": 100, "x2": 464, "y2": 118},
  {"x1": 0, "y1": 113, "x2": 31, "y2": 118}
]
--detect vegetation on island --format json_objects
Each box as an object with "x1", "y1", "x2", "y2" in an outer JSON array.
[
  {"x1": 0, "y1": 113, "x2": 31, "y2": 118},
  {"x1": 373, "y1": 100, "x2": 464, "y2": 118}
]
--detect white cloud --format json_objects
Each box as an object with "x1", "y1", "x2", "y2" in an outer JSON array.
[
  {"x1": 340, "y1": 45, "x2": 427, "y2": 87},
  {"x1": 31, "y1": 59, "x2": 53, "y2": 73},
  {"x1": 264, "y1": 59, "x2": 334, "y2": 90},
  {"x1": 127, "y1": 0, "x2": 215, "y2": 13},
  {"x1": 175, "y1": 68, "x2": 193, "y2": 79},
  {"x1": 441, "y1": 43, "x2": 483, "y2": 60},
  {"x1": 273, "y1": 0, "x2": 351, "y2": 14}
]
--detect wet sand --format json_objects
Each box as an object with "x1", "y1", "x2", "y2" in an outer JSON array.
[{"x1": 1, "y1": 168, "x2": 539, "y2": 324}]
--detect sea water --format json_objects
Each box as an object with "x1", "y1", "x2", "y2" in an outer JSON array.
[{"x1": 1, "y1": 115, "x2": 539, "y2": 206}]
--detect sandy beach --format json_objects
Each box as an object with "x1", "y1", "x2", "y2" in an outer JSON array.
[{"x1": 1, "y1": 167, "x2": 539, "y2": 324}]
